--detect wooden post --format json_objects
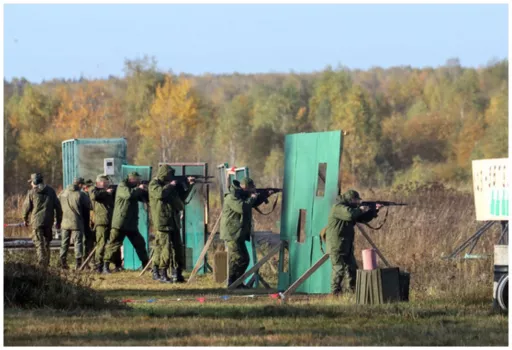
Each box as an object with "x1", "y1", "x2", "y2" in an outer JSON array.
[
  {"x1": 187, "y1": 214, "x2": 222, "y2": 284},
  {"x1": 228, "y1": 243, "x2": 282, "y2": 290},
  {"x1": 356, "y1": 224, "x2": 391, "y2": 267}
]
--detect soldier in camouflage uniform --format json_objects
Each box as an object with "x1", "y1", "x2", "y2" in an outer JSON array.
[
  {"x1": 90, "y1": 175, "x2": 116, "y2": 273},
  {"x1": 149, "y1": 165, "x2": 195, "y2": 283},
  {"x1": 58, "y1": 177, "x2": 91, "y2": 270},
  {"x1": 102, "y1": 172, "x2": 150, "y2": 273},
  {"x1": 82, "y1": 179, "x2": 95, "y2": 267},
  {"x1": 22, "y1": 173, "x2": 62, "y2": 267},
  {"x1": 220, "y1": 177, "x2": 259, "y2": 288},
  {"x1": 325, "y1": 190, "x2": 382, "y2": 296}
]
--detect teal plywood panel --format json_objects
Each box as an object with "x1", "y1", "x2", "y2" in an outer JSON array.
[
  {"x1": 290, "y1": 133, "x2": 317, "y2": 293},
  {"x1": 166, "y1": 163, "x2": 208, "y2": 274},
  {"x1": 278, "y1": 131, "x2": 343, "y2": 294},
  {"x1": 121, "y1": 165, "x2": 152, "y2": 270},
  {"x1": 309, "y1": 131, "x2": 343, "y2": 293},
  {"x1": 278, "y1": 135, "x2": 297, "y2": 291}
]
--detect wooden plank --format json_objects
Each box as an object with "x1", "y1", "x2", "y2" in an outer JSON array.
[
  {"x1": 356, "y1": 224, "x2": 391, "y2": 267},
  {"x1": 258, "y1": 274, "x2": 272, "y2": 290},
  {"x1": 138, "y1": 257, "x2": 153, "y2": 277},
  {"x1": 78, "y1": 246, "x2": 97, "y2": 271},
  {"x1": 187, "y1": 214, "x2": 222, "y2": 284},
  {"x1": 213, "y1": 251, "x2": 228, "y2": 283},
  {"x1": 257, "y1": 247, "x2": 278, "y2": 274},
  {"x1": 228, "y1": 243, "x2": 282, "y2": 290},
  {"x1": 282, "y1": 253, "x2": 329, "y2": 300}
]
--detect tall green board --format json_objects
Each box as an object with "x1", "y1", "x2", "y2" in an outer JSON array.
[
  {"x1": 278, "y1": 131, "x2": 344, "y2": 294},
  {"x1": 217, "y1": 163, "x2": 259, "y2": 288},
  {"x1": 121, "y1": 165, "x2": 152, "y2": 270},
  {"x1": 162, "y1": 163, "x2": 209, "y2": 274}
]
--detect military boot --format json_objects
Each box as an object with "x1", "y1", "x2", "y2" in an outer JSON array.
[
  {"x1": 95, "y1": 262, "x2": 103, "y2": 274},
  {"x1": 102, "y1": 262, "x2": 112, "y2": 274},
  {"x1": 59, "y1": 258, "x2": 69, "y2": 270},
  {"x1": 175, "y1": 268, "x2": 185, "y2": 283},
  {"x1": 152, "y1": 266, "x2": 160, "y2": 281},
  {"x1": 75, "y1": 258, "x2": 83, "y2": 271},
  {"x1": 159, "y1": 269, "x2": 173, "y2": 283}
]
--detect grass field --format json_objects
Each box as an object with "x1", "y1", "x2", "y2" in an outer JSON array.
[
  {"x1": 3, "y1": 268, "x2": 509, "y2": 346},
  {"x1": 3, "y1": 183, "x2": 509, "y2": 346}
]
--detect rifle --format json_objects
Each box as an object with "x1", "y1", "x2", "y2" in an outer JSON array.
[
  {"x1": 107, "y1": 180, "x2": 149, "y2": 190},
  {"x1": 360, "y1": 201, "x2": 407, "y2": 211},
  {"x1": 171, "y1": 175, "x2": 213, "y2": 185},
  {"x1": 359, "y1": 201, "x2": 407, "y2": 230},
  {"x1": 253, "y1": 188, "x2": 282, "y2": 215}
]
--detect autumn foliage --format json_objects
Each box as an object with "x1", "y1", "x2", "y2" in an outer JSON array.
[{"x1": 3, "y1": 57, "x2": 508, "y2": 195}]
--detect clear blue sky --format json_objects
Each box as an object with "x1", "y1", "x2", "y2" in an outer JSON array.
[{"x1": 3, "y1": 4, "x2": 509, "y2": 83}]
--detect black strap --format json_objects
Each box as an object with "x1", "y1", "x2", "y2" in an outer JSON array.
[
  {"x1": 254, "y1": 195, "x2": 280, "y2": 216},
  {"x1": 360, "y1": 207, "x2": 389, "y2": 230}
]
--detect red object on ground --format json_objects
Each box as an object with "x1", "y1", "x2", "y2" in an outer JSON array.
[
  {"x1": 362, "y1": 249, "x2": 377, "y2": 270},
  {"x1": 197, "y1": 297, "x2": 206, "y2": 303}
]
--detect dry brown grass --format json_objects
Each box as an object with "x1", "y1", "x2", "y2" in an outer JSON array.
[{"x1": 4, "y1": 182, "x2": 502, "y2": 301}]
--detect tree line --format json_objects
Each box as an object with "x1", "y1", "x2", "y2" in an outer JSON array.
[{"x1": 4, "y1": 56, "x2": 508, "y2": 195}]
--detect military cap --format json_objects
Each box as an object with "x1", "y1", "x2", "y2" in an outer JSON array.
[
  {"x1": 84, "y1": 179, "x2": 94, "y2": 186},
  {"x1": 343, "y1": 189, "x2": 362, "y2": 201},
  {"x1": 128, "y1": 171, "x2": 141, "y2": 178},
  {"x1": 28, "y1": 173, "x2": 43, "y2": 184},
  {"x1": 240, "y1": 177, "x2": 255, "y2": 188},
  {"x1": 73, "y1": 177, "x2": 85, "y2": 185},
  {"x1": 96, "y1": 174, "x2": 110, "y2": 182}
]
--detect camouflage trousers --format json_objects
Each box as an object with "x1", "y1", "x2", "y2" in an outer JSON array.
[
  {"x1": 152, "y1": 230, "x2": 185, "y2": 270},
  {"x1": 103, "y1": 228, "x2": 149, "y2": 266},
  {"x1": 330, "y1": 248, "x2": 358, "y2": 294},
  {"x1": 60, "y1": 230, "x2": 84, "y2": 261},
  {"x1": 94, "y1": 225, "x2": 109, "y2": 266},
  {"x1": 31, "y1": 227, "x2": 53, "y2": 267},
  {"x1": 226, "y1": 239, "x2": 250, "y2": 284}
]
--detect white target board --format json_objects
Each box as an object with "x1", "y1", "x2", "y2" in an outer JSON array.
[{"x1": 472, "y1": 158, "x2": 510, "y2": 221}]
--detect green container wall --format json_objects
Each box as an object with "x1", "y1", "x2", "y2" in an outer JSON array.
[
  {"x1": 61, "y1": 138, "x2": 128, "y2": 188},
  {"x1": 278, "y1": 131, "x2": 344, "y2": 294},
  {"x1": 121, "y1": 165, "x2": 152, "y2": 270},
  {"x1": 163, "y1": 163, "x2": 208, "y2": 275}
]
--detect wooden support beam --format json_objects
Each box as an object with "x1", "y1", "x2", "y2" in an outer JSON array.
[
  {"x1": 258, "y1": 274, "x2": 272, "y2": 290},
  {"x1": 78, "y1": 246, "x2": 97, "y2": 271},
  {"x1": 187, "y1": 214, "x2": 222, "y2": 284},
  {"x1": 228, "y1": 242, "x2": 282, "y2": 290},
  {"x1": 282, "y1": 254, "x2": 329, "y2": 301},
  {"x1": 356, "y1": 224, "x2": 391, "y2": 267}
]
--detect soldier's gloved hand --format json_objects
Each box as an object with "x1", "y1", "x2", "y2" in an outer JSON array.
[
  {"x1": 23, "y1": 221, "x2": 28, "y2": 227},
  {"x1": 138, "y1": 184, "x2": 146, "y2": 190},
  {"x1": 170, "y1": 180, "x2": 177, "y2": 186},
  {"x1": 268, "y1": 190, "x2": 274, "y2": 195},
  {"x1": 187, "y1": 176, "x2": 196, "y2": 184},
  {"x1": 251, "y1": 193, "x2": 258, "y2": 198},
  {"x1": 107, "y1": 188, "x2": 113, "y2": 193},
  {"x1": 376, "y1": 203, "x2": 384, "y2": 210}
]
